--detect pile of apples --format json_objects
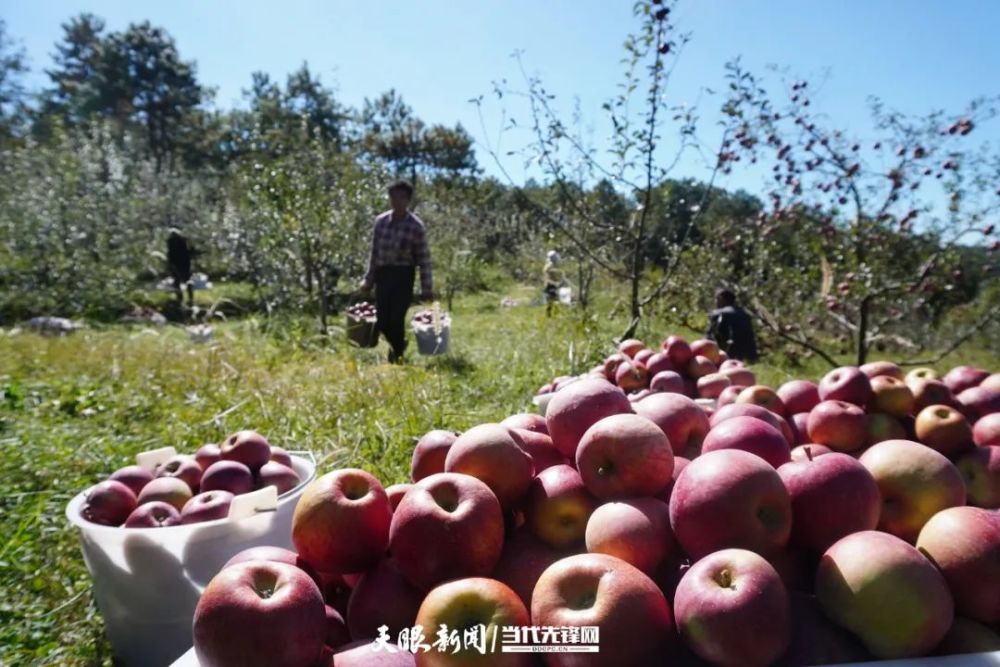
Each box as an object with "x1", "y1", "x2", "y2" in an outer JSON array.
[
  {"x1": 79, "y1": 431, "x2": 301, "y2": 529},
  {"x1": 188, "y1": 345, "x2": 1000, "y2": 667},
  {"x1": 346, "y1": 302, "x2": 377, "y2": 322},
  {"x1": 536, "y1": 334, "x2": 757, "y2": 403}
]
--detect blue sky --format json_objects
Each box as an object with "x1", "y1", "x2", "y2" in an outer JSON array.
[{"x1": 5, "y1": 0, "x2": 999, "y2": 192}]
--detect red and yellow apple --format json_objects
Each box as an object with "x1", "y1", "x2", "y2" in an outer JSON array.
[
  {"x1": 545, "y1": 378, "x2": 632, "y2": 459},
  {"x1": 575, "y1": 413, "x2": 674, "y2": 499},
  {"x1": 444, "y1": 424, "x2": 534, "y2": 510}
]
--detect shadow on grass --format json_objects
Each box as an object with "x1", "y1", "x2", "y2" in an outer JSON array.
[{"x1": 423, "y1": 353, "x2": 476, "y2": 375}]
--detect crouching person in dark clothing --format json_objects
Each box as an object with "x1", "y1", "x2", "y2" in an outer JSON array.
[
  {"x1": 167, "y1": 228, "x2": 194, "y2": 307},
  {"x1": 707, "y1": 288, "x2": 758, "y2": 362},
  {"x1": 359, "y1": 180, "x2": 433, "y2": 363}
]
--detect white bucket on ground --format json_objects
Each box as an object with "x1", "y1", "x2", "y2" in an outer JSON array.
[{"x1": 65, "y1": 452, "x2": 316, "y2": 667}]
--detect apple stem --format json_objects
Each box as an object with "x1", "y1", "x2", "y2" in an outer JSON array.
[{"x1": 804, "y1": 446, "x2": 813, "y2": 462}]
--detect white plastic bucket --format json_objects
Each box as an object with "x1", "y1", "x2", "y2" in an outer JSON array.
[
  {"x1": 66, "y1": 453, "x2": 316, "y2": 667},
  {"x1": 558, "y1": 286, "x2": 573, "y2": 304}
]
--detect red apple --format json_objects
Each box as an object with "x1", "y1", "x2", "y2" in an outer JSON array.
[
  {"x1": 532, "y1": 553, "x2": 674, "y2": 666},
  {"x1": 957, "y1": 385, "x2": 1000, "y2": 421},
  {"x1": 917, "y1": 506, "x2": 1000, "y2": 624},
  {"x1": 633, "y1": 392, "x2": 710, "y2": 457},
  {"x1": 686, "y1": 354, "x2": 718, "y2": 379},
  {"x1": 575, "y1": 413, "x2": 674, "y2": 499},
  {"x1": 346, "y1": 557, "x2": 424, "y2": 640},
  {"x1": 702, "y1": 416, "x2": 791, "y2": 468},
  {"x1": 644, "y1": 351, "x2": 675, "y2": 377},
  {"x1": 492, "y1": 527, "x2": 568, "y2": 609},
  {"x1": 180, "y1": 490, "x2": 234, "y2": 524},
  {"x1": 973, "y1": 412, "x2": 1000, "y2": 447},
  {"x1": 816, "y1": 531, "x2": 953, "y2": 659},
  {"x1": 124, "y1": 500, "x2": 180, "y2": 528},
  {"x1": 193, "y1": 561, "x2": 326, "y2": 667},
  {"x1": 500, "y1": 413, "x2": 548, "y2": 435},
  {"x1": 292, "y1": 468, "x2": 392, "y2": 575},
  {"x1": 156, "y1": 454, "x2": 203, "y2": 493},
  {"x1": 697, "y1": 372, "x2": 731, "y2": 399},
  {"x1": 257, "y1": 461, "x2": 300, "y2": 495},
  {"x1": 410, "y1": 430, "x2": 459, "y2": 482},
  {"x1": 109, "y1": 465, "x2": 154, "y2": 497},
  {"x1": 194, "y1": 444, "x2": 222, "y2": 471},
  {"x1": 790, "y1": 443, "x2": 833, "y2": 461},
  {"x1": 585, "y1": 498, "x2": 673, "y2": 574},
  {"x1": 267, "y1": 446, "x2": 293, "y2": 468},
  {"x1": 618, "y1": 338, "x2": 645, "y2": 358},
  {"x1": 981, "y1": 373, "x2": 1000, "y2": 392},
  {"x1": 861, "y1": 360, "x2": 904, "y2": 380},
  {"x1": 385, "y1": 483, "x2": 412, "y2": 511},
  {"x1": 511, "y1": 428, "x2": 567, "y2": 472},
  {"x1": 633, "y1": 348, "x2": 655, "y2": 366},
  {"x1": 807, "y1": 400, "x2": 868, "y2": 453},
  {"x1": 910, "y1": 378, "x2": 956, "y2": 413},
  {"x1": 525, "y1": 464, "x2": 597, "y2": 549},
  {"x1": 615, "y1": 359, "x2": 649, "y2": 392},
  {"x1": 789, "y1": 412, "x2": 810, "y2": 446},
  {"x1": 869, "y1": 375, "x2": 915, "y2": 417},
  {"x1": 778, "y1": 452, "x2": 881, "y2": 552},
  {"x1": 720, "y1": 366, "x2": 755, "y2": 388},
  {"x1": 956, "y1": 445, "x2": 1000, "y2": 508},
  {"x1": 867, "y1": 412, "x2": 908, "y2": 447},
  {"x1": 905, "y1": 367, "x2": 939, "y2": 385},
  {"x1": 388, "y1": 472, "x2": 504, "y2": 590},
  {"x1": 710, "y1": 402, "x2": 795, "y2": 447},
  {"x1": 674, "y1": 548, "x2": 790, "y2": 667},
  {"x1": 819, "y1": 366, "x2": 872, "y2": 407},
  {"x1": 691, "y1": 338, "x2": 721, "y2": 364},
  {"x1": 220, "y1": 430, "x2": 272, "y2": 472},
  {"x1": 669, "y1": 449, "x2": 792, "y2": 559},
  {"x1": 859, "y1": 439, "x2": 966, "y2": 542},
  {"x1": 545, "y1": 378, "x2": 632, "y2": 459},
  {"x1": 444, "y1": 424, "x2": 534, "y2": 510},
  {"x1": 649, "y1": 370, "x2": 685, "y2": 394},
  {"x1": 736, "y1": 384, "x2": 787, "y2": 417},
  {"x1": 777, "y1": 380, "x2": 821, "y2": 415},
  {"x1": 324, "y1": 605, "x2": 350, "y2": 651},
  {"x1": 943, "y1": 365, "x2": 990, "y2": 394},
  {"x1": 200, "y1": 460, "x2": 254, "y2": 495},
  {"x1": 136, "y1": 476, "x2": 192, "y2": 512},
  {"x1": 81, "y1": 481, "x2": 139, "y2": 527},
  {"x1": 602, "y1": 353, "x2": 628, "y2": 380},
  {"x1": 915, "y1": 404, "x2": 974, "y2": 458},
  {"x1": 224, "y1": 546, "x2": 323, "y2": 591},
  {"x1": 716, "y1": 384, "x2": 746, "y2": 408},
  {"x1": 663, "y1": 335, "x2": 694, "y2": 368}
]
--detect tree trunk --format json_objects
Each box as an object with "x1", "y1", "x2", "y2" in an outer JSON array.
[{"x1": 857, "y1": 296, "x2": 870, "y2": 366}]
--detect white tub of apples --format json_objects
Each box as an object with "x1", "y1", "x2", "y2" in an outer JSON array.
[{"x1": 65, "y1": 432, "x2": 316, "y2": 667}]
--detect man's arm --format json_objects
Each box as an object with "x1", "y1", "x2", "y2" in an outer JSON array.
[
  {"x1": 414, "y1": 221, "x2": 433, "y2": 297},
  {"x1": 361, "y1": 218, "x2": 380, "y2": 291}
]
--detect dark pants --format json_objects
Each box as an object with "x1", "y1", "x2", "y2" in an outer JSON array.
[{"x1": 375, "y1": 265, "x2": 415, "y2": 360}]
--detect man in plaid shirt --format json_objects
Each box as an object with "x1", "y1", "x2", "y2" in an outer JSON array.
[{"x1": 360, "y1": 180, "x2": 434, "y2": 362}]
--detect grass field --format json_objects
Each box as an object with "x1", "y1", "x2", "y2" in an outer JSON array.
[{"x1": 1, "y1": 284, "x2": 996, "y2": 666}]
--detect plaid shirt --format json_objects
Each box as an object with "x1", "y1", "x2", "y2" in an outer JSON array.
[{"x1": 363, "y1": 210, "x2": 433, "y2": 294}]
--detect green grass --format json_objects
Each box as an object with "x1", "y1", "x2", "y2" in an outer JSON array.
[{"x1": 1, "y1": 285, "x2": 996, "y2": 666}]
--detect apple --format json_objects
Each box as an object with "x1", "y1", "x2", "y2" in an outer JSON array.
[
  {"x1": 200, "y1": 460, "x2": 254, "y2": 495},
  {"x1": 686, "y1": 355, "x2": 718, "y2": 379},
  {"x1": 657, "y1": 456, "x2": 690, "y2": 504},
  {"x1": 633, "y1": 392, "x2": 709, "y2": 457},
  {"x1": 223, "y1": 546, "x2": 323, "y2": 591},
  {"x1": 918, "y1": 506, "x2": 1000, "y2": 625},
  {"x1": 602, "y1": 353, "x2": 628, "y2": 380},
  {"x1": 385, "y1": 483, "x2": 412, "y2": 511},
  {"x1": 674, "y1": 548, "x2": 790, "y2": 667},
  {"x1": 193, "y1": 561, "x2": 326, "y2": 667},
  {"x1": 627, "y1": 388, "x2": 651, "y2": 402},
  {"x1": 933, "y1": 617, "x2": 1000, "y2": 656},
  {"x1": 956, "y1": 445, "x2": 1000, "y2": 508},
  {"x1": 906, "y1": 367, "x2": 939, "y2": 385},
  {"x1": 981, "y1": 373, "x2": 1000, "y2": 392},
  {"x1": 346, "y1": 557, "x2": 424, "y2": 640},
  {"x1": 194, "y1": 444, "x2": 222, "y2": 471},
  {"x1": 867, "y1": 412, "x2": 908, "y2": 447},
  {"x1": 973, "y1": 412, "x2": 1000, "y2": 447},
  {"x1": 697, "y1": 373, "x2": 731, "y2": 399},
  {"x1": 716, "y1": 384, "x2": 746, "y2": 409},
  {"x1": 136, "y1": 476, "x2": 192, "y2": 512},
  {"x1": 943, "y1": 365, "x2": 990, "y2": 394},
  {"x1": 532, "y1": 553, "x2": 674, "y2": 666},
  {"x1": 663, "y1": 335, "x2": 694, "y2": 367},
  {"x1": 545, "y1": 378, "x2": 632, "y2": 459},
  {"x1": 869, "y1": 375, "x2": 915, "y2": 417},
  {"x1": 444, "y1": 424, "x2": 534, "y2": 510},
  {"x1": 292, "y1": 468, "x2": 392, "y2": 575},
  {"x1": 702, "y1": 416, "x2": 791, "y2": 468},
  {"x1": 720, "y1": 367, "x2": 756, "y2": 388},
  {"x1": 618, "y1": 338, "x2": 645, "y2": 358},
  {"x1": 220, "y1": 430, "x2": 272, "y2": 472},
  {"x1": 819, "y1": 366, "x2": 872, "y2": 407},
  {"x1": 80, "y1": 480, "x2": 136, "y2": 526},
  {"x1": 413, "y1": 578, "x2": 531, "y2": 667},
  {"x1": 492, "y1": 527, "x2": 568, "y2": 609},
  {"x1": 644, "y1": 351, "x2": 675, "y2": 377},
  {"x1": 861, "y1": 360, "x2": 904, "y2": 380},
  {"x1": 156, "y1": 455, "x2": 203, "y2": 493},
  {"x1": 711, "y1": 403, "x2": 795, "y2": 447},
  {"x1": 807, "y1": 400, "x2": 868, "y2": 453},
  {"x1": 525, "y1": 464, "x2": 597, "y2": 549},
  {"x1": 257, "y1": 461, "x2": 300, "y2": 495},
  {"x1": 585, "y1": 498, "x2": 673, "y2": 574},
  {"x1": 615, "y1": 359, "x2": 649, "y2": 392},
  {"x1": 778, "y1": 452, "x2": 881, "y2": 552},
  {"x1": 790, "y1": 443, "x2": 833, "y2": 461},
  {"x1": 789, "y1": 412, "x2": 810, "y2": 446},
  {"x1": 511, "y1": 428, "x2": 567, "y2": 472},
  {"x1": 269, "y1": 446, "x2": 293, "y2": 468},
  {"x1": 109, "y1": 465, "x2": 154, "y2": 496},
  {"x1": 957, "y1": 385, "x2": 1000, "y2": 421},
  {"x1": 124, "y1": 500, "x2": 181, "y2": 528},
  {"x1": 736, "y1": 385, "x2": 787, "y2": 417},
  {"x1": 915, "y1": 404, "x2": 974, "y2": 458},
  {"x1": 389, "y1": 472, "x2": 504, "y2": 591},
  {"x1": 691, "y1": 338, "x2": 721, "y2": 364},
  {"x1": 332, "y1": 641, "x2": 415, "y2": 666},
  {"x1": 775, "y1": 592, "x2": 872, "y2": 667},
  {"x1": 649, "y1": 370, "x2": 685, "y2": 394},
  {"x1": 859, "y1": 439, "x2": 966, "y2": 542},
  {"x1": 910, "y1": 378, "x2": 956, "y2": 413},
  {"x1": 500, "y1": 413, "x2": 548, "y2": 435},
  {"x1": 669, "y1": 449, "x2": 792, "y2": 559},
  {"x1": 816, "y1": 530, "x2": 953, "y2": 659},
  {"x1": 410, "y1": 430, "x2": 459, "y2": 482},
  {"x1": 180, "y1": 490, "x2": 234, "y2": 524},
  {"x1": 324, "y1": 605, "x2": 350, "y2": 651},
  {"x1": 634, "y1": 348, "x2": 655, "y2": 365},
  {"x1": 575, "y1": 413, "x2": 674, "y2": 499}
]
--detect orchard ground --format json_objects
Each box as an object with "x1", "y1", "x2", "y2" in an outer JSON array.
[{"x1": 2, "y1": 284, "x2": 999, "y2": 666}]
